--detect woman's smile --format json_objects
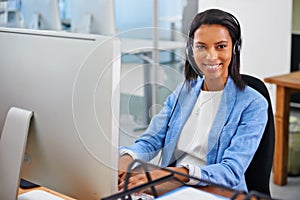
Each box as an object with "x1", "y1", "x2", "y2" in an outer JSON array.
[{"x1": 203, "y1": 63, "x2": 222, "y2": 71}]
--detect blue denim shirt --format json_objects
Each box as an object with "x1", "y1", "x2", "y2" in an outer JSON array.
[{"x1": 120, "y1": 76, "x2": 268, "y2": 192}]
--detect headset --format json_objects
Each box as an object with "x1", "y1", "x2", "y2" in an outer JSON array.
[{"x1": 233, "y1": 38, "x2": 241, "y2": 55}]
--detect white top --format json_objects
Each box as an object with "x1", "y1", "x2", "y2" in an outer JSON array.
[{"x1": 175, "y1": 90, "x2": 223, "y2": 184}]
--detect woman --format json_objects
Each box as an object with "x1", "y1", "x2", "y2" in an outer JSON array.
[{"x1": 118, "y1": 8, "x2": 268, "y2": 193}]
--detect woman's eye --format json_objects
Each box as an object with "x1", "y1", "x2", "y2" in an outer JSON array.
[
  {"x1": 217, "y1": 44, "x2": 227, "y2": 49},
  {"x1": 195, "y1": 45, "x2": 206, "y2": 50}
]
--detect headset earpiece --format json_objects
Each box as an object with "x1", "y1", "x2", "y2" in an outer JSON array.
[{"x1": 233, "y1": 39, "x2": 241, "y2": 54}]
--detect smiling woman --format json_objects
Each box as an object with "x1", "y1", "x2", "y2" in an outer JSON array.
[
  {"x1": 192, "y1": 24, "x2": 233, "y2": 91},
  {"x1": 118, "y1": 8, "x2": 269, "y2": 195}
]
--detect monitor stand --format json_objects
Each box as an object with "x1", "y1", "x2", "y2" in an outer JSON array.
[
  {"x1": 20, "y1": 179, "x2": 40, "y2": 189},
  {"x1": 0, "y1": 107, "x2": 33, "y2": 199}
]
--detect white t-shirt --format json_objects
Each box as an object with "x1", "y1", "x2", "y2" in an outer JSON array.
[{"x1": 175, "y1": 90, "x2": 223, "y2": 184}]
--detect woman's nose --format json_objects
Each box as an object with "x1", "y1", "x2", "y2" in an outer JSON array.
[{"x1": 206, "y1": 48, "x2": 217, "y2": 60}]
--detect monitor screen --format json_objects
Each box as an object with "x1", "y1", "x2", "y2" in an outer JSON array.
[
  {"x1": 68, "y1": 0, "x2": 116, "y2": 35},
  {"x1": 290, "y1": 33, "x2": 300, "y2": 104},
  {"x1": 291, "y1": 33, "x2": 300, "y2": 72},
  {"x1": 0, "y1": 27, "x2": 120, "y2": 199},
  {"x1": 21, "y1": 0, "x2": 62, "y2": 31}
]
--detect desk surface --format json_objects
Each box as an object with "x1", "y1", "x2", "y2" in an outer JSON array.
[
  {"x1": 264, "y1": 71, "x2": 300, "y2": 89},
  {"x1": 18, "y1": 186, "x2": 76, "y2": 200},
  {"x1": 19, "y1": 185, "x2": 246, "y2": 200}
]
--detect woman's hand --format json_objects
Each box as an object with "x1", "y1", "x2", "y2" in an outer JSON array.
[
  {"x1": 118, "y1": 167, "x2": 189, "y2": 192},
  {"x1": 118, "y1": 154, "x2": 133, "y2": 184},
  {"x1": 118, "y1": 169, "x2": 170, "y2": 191}
]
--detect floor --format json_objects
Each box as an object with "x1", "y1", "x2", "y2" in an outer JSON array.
[
  {"x1": 270, "y1": 174, "x2": 300, "y2": 200},
  {"x1": 271, "y1": 108, "x2": 300, "y2": 200}
]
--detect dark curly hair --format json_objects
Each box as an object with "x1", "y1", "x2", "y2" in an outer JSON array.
[{"x1": 184, "y1": 9, "x2": 245, "y2": 90}]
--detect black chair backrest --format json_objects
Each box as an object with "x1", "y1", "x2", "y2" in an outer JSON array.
[{"x1": 242, "y1": 74, "x2": 275, "y2": 196}]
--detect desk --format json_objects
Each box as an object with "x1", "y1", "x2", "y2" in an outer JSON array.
[
  {"x1": 196, "y1": 186, "x2": 244, "y2": 199},
  {"x1": 18, "y1": 186, "x2": 76, "y2": 200},
  {"x1": 18, "y1": 185, "x2": 254, "y2": 200},
  {"x1": 264, "y1": 71, "x2": 300, "y2": 185}
]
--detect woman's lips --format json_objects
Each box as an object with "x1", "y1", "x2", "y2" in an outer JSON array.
[{"x1": 203, "y1": 63, "x2": 221, "y2": 71}]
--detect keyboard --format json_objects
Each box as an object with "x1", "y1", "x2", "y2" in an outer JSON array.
[
  {"x1": 18, "y1": 190, "x2": 64, "y2": 200},
  {"x1": 131, "y1": 193, "x2": 154, "y2": 200},
  {"x1": 18, "y1": 189, "x2": 154, "y2": 200}
]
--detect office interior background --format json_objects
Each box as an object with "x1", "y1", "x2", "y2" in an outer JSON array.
[{"x1": 0, "y1": 0, "x2": 300, "y2": 199}]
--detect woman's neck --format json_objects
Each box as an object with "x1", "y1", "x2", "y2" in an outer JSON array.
[{"x1": 203, "y1": 78, "x2": 227, "y2": 91}]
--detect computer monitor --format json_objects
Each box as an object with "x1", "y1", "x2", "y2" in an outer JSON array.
[
  {"x1": 68, "y1": 0, "x2": 116, "y2": 35},
  {"x1": 291, "y1": 33, "x2": 300, "y2": 72},
  {"x1": 290, "y1": 33, "x2": 300, "y2": 105},
  {"x1": 21, "y1": 0, "x2": 62, "y2": 31},
  {"x1": 0, "y1": 27, "x2": 120, "y2": 199}
]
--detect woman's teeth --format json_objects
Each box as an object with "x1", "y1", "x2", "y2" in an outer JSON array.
[{"x1": 205, "y1": 64, "x2": 220, "y2": 69}]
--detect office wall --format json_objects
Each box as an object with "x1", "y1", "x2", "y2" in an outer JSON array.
[
  {"x1": 293, "y1": 0, "x2": 300, "y2": 32},
  {"x1": 198, "y1": 0, "x2": 293, "y2": 108}
]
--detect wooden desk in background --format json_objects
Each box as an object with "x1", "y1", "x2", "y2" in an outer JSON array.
[{"x1": 264, "y1": 71, "x2": 300, "y2": 185}]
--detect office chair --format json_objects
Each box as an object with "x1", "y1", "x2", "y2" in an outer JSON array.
[{"x1": 242, "y1": 74, "x2": 275, "y2": 196}]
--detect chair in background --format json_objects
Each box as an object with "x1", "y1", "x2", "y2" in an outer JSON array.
[
  {"x1": 21, "y1": 0, "x2": 62, "y2": 31},
  {"x1": 67, "y1": 0, "x2": 116, "y2": 35},
  {"x1": 242, "y1": 74, "x2": 275, "y2": 196}
]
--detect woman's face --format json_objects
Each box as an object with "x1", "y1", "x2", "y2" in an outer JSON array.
[{"x1": 192, "y1": 24, "x2": 233, "y2": 88}]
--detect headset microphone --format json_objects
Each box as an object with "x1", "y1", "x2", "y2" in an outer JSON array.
[{"x1": 186, "y1": 35, "x2": 204, "y2": 78}]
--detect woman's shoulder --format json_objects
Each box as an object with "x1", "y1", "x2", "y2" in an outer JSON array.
[
  {"x1": 237, "y1": 84, "x2": 268, "y2": 107},
  {"x1": 240, "y1": 84, "x2": 264, "y2": 96}
]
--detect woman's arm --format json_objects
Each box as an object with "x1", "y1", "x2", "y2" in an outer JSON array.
[{"x1": 199, "y1": 91, "x2": 268, "y2": 190}]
